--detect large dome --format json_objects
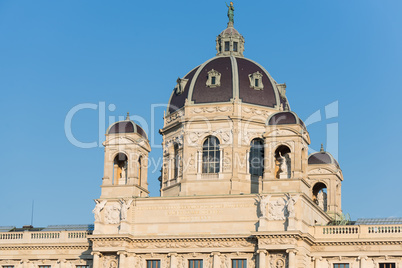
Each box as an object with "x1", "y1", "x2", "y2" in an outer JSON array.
[
  {"x1": 168, "y1": 23, "x2": 289, "y2": 114},
  {"x1": 168, "y1": 56, "x2": 289, "y2": 114}
]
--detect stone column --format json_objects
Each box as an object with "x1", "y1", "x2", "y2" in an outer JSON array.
[
  {"x1": 169, "y1": 253, "x2": 177, "y2": 268},
  {"x1": 263, "y1": 138, "x2": 271, "y2": 180},
  {"x1": 92, "y1": 252, "x2": 101, "y2": 268},
  {"x1": 212, "y1": 252, "x2": 220, "y2": 268},
  {"x1": 257, "y1": 250, "x2": 267, "y2": 268},
  {"x1": 126, "y1": 254, "x2": 135, "y2": 268},
  {"x1": 287, "y1": 250, "x2": 297, "y2": 267},
  {"x1": 118, "y1": 251, "x2": 127, "y2": 268}
]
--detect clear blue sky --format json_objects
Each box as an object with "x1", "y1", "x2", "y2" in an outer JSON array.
[{"x1": 1, "y1": 0, "x2": 401, "y2": 227}]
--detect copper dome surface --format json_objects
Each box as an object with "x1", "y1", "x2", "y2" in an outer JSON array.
[
  {"x1": 267, "y1": 111, "x2": 306, "y2": 129},
  {"x1": 168, "y1": 56, "x2": 289, "y2": 114},
  {"x1": 107, "y1": 120, "x2": 148, "y2": 139},
  {"x1": 308, "y1": 151, "x2": 339, "y2": 167}
]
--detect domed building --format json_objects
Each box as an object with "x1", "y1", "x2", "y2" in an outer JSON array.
[{"x1": 1, "y1": 5, "x2": 402, "y2": 268}]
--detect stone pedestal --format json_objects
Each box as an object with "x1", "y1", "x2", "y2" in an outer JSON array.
[
  {"x1": 119, "y1": 221, "x2": 130, "y2": 234},
  {"x1": 287, "y1": 217, "x2": 296, "y2": 231},
  {"x1": 258, "y1": 217, "x2": 270, "y2": 231}
]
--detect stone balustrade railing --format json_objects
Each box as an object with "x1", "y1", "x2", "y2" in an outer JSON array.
[
  {"x1": 0, "y1": 231, "x2": 91, "y2": 244},
  {"x1": 312, "y1": 224, "x2": 402, "y2": 239}
]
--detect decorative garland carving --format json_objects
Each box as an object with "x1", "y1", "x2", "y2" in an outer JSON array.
[{"x1": 192, "y1": 106, "x2": 232, "y2": 114}]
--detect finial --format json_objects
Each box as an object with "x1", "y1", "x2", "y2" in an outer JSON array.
[
  {"x1": 126, "y1": 112, "x2": 130, "y2": 120},
  {"x1": 320, "y1": 144, "x2": 325, "y2": 152},
  {"x1": 226, "y1": 2, "x2": 235, "y2": 26}
]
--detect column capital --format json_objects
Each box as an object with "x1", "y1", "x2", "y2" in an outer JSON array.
[
  {"x1": 211, "y1": 251, "x2": 221, "y2": 256},
  {"x1": 286, "y1": 249, "x2": 298, "y2": 254},
  {"x1": 117, "y1": 251, "x2": 128, "y2": 257},
  {"x1": 168, "y1": 252, "x2": 178, "y2": 257},
  {"x1": 91, "y1": 252, "x2": 102, "y2": 257},
  {"x1": 256, "y1": 250, "x2": 268, "y2": 255}
]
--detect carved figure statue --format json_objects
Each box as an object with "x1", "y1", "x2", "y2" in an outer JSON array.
[
  {"x1": 317, "y1": 190, "x2": 327, "y2": 211},
  {"x1": 121, "y1": 162, "x2": 127, "y2": 179},
  {"x1": 119, "y1": 199, "x2": 133, "y2": 221},
  {"x1": 285, "y1": 194, "x2": 297, "y2": 218},
  {"x1": 226, "y1": 2, "x2": 235, "y2": 23},
  {"x1": 278, "y1": 152, "x2": 288, "y2": 173},
  {"x1": 257, "y1": 194, "x2": 270, "y2": 218},
  {"x1": 92, "y1": 199, "x2": 107, "y2": 222}
]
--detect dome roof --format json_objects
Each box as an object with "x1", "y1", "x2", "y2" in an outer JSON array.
[
  {"x1": 266, "y1": 111, "x2": 306, "y2": 129},
  {"x1": 168, "y1": 56, "x2": 289, "y2": 114},
  {"x1": 308, "y1": 150, "x2": 339, "y2": 167},
  {"x1": 107, "y1": 117, "x2": 147, "y2": 139}
]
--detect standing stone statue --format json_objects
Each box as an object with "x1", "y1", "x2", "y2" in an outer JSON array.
[
  {"x1": 285, "y1": 194, "x2": 296, "y2": 218},
  {"x1": 257, "y1": 194, "x2": 269, "y2": 218},
  {"x1": 119, "y1": 199, "x2": 133, "y2": 221},
  {"x1": 226, "y1": 2, "x2": 235, "y2": 24},
  {"x1": 92, "y1": 199, "x2": 107, "y2": 222},
  {"x1": 277, "y1": 152, "x2": 289, "y2": 178},
  {"x1": 258, "y1": 195, "x2": 269, "y2": 218},
  {"x1": 121, "y1": 161, "x2": 127, "y2": 179},
  {"x1": 317, "y1": 190, "x2": 327, "y2": 211}
]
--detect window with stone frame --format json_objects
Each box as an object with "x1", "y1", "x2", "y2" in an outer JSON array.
[
  {"x1": 379, "y1": 264, "x2": 396, "y2": 268},
  {"x1": 202, "y1": 136, "x2": 220, "y2": 174},
  {"x1": 225, "y1": 41, "x2": 230, "y2": 51},
  {"x1": 231, "y1": 259, "x2": 246, "y2": 268},
  {"x1": 39, "y1": 266, "x2": 51, "y2": 268},
  {"x1": 189, "y1": 259, "x2": 203, "y2": 268},
  {"x1": 233, "y1": 42, "x2": 238, "y2": 52},
  {"x1": 249, "y1": 138, "x2": 264, "y2": 177},
  {"x1": 76, "y1": 266, "x2": 89, "y2": 268},
  {"x1": 146, "y1": 260, "x2": 160, "y2": 268},
  {"x1": 206, "y1": 69, "x2": 221, "y2": 88},
  {"x1": 173, "y1": 143, "x2": 179, "y2": 179},
  {"x1": 334, "y1": 264, "x2": 349, "y2": 268},
  {"x1": 3, "y1": 266, "x2": 14, "y2": 268},
  {"x1": 248, "y1": 71, "x2": 264, "y2": 90}
]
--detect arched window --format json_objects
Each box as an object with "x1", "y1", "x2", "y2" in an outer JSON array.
[
  {"x1": 138, "y1": 156, "x2": 142, "y2": 186},
  {"x1": 173, "y1": 143, "x2": 179, "y2": 179},
  {"x1": 113, "y1": 153, "x2": 128, "y2": 185},
  {"x1": 313, "y1": 182, "x2": 327, "y2": 212},
  {"x1": 275, "y1": 145, "x2": 291, "y2": 179},
  {"x1": 202, "y1": 136, "x2": 220, "y2": 174},
  {"x1": 249, "y1": 138, "x2": 264, "y2": 177}
]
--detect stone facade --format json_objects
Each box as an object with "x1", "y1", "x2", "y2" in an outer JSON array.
[{"x1": 1, "y1": 8, "x2": 402, "y2": 268}]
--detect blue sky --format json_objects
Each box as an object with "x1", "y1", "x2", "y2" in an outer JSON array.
[{"x1": 0, "y1": 0, "x2": 401, "y2": 227}]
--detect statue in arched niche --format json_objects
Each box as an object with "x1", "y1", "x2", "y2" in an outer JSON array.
[
  {"x1": 120, "y1": 161, "x2": 128, "y2": 179},
  {"x1": 317, "y1": 190, "x2": 327, "y2": 211},
  {"x1": 277, "y1": 151, "x2": 291, "y2": 179}
]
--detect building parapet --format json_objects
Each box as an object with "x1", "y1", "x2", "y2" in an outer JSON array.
[
  {"x1": 0, "y1": 230, "x2": 91, "y2": 244},
  {"x1": 311, "y1": 224, "x2": 402, "y2": 240}
]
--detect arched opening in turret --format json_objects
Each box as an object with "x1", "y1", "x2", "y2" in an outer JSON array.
[
  {"x1": 202, "y1": 136, "x2": 220, "y2": 174},
  {"x1": 275, "y1": 145, "x2": 291, "y2": 179},
  {"x1": 113, "y1": 153, "x2": 128, "y2": 185},
  {"x1": 173, "y1": 143, "x2": 179, "y2": 180},
  {"x1": 138, "y1": 156, "x2": 142, "y2": 186},
  {"x1": 313, "y1": 182, "x2": 328, "y2": 212}
]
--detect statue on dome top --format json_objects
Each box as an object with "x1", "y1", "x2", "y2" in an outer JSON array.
[{"x1": 226, "y1": 2, "x2": 235, "y2": 24}]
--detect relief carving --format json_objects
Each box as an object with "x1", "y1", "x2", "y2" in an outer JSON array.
[
  {"x1": 192, "y1": 106, "x2": 232, "y2": 114},
  {"x1": 104, "y1": 203, "x2": 121, "y2": 224}
]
